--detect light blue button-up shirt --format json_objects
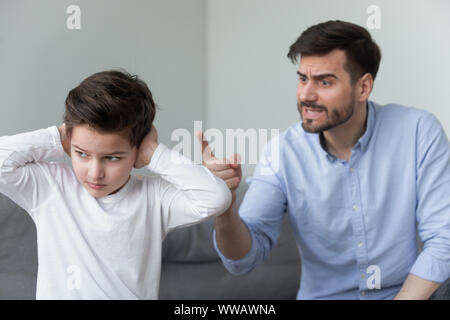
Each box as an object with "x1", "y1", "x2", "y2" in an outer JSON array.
[{"x1": 214, "y1": 101, "x2": 450, "y2": 299}]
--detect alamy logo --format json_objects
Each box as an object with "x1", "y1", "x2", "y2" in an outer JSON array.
[
  {"x1": 66, "y1": 265, "x2": 81, "y2": 290},
  {"x1": 66, "y1": 5, "x2": 81, "y2": 30},
  {"x1": 171, "y1": 121, "x2": 280, "y2": 175},
  {"x1": 366, "y1": 5, "x2": 381, "y2": 30},
  {"x1": 366, "y1": 265, "x2": 381, "y2": 290}
]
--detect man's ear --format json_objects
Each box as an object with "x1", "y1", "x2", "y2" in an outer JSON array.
[{"x1": 356, "y1": 73, "x2": 373, "y2": 102}]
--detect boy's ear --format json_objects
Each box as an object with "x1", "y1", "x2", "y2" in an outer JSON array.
[{"x1": 131, "y1": 145, "x2": 141, "y2": 169}]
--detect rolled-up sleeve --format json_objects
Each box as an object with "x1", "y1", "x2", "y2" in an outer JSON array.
[
  {"x1": 213, "y1": 225, "x2": 260, "y2": 275},
  {"x1": 411, "y1": 112, "x2": 450, "y2": 283}
]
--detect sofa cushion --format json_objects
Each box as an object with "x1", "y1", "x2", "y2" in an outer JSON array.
[
  {"x1": 159, "y1": 177, "x2": 302, "y2": 299},
  {"x1": 159, "y1": 214, "x2": 302, "y2": 299},
  {"x1": 0, "y1": 193, "x2": 37, "y2": 299}
]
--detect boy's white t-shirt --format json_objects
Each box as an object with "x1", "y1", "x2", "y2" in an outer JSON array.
[{"x1": 0, "y1": 126, "x2": 231, "y2": 299}]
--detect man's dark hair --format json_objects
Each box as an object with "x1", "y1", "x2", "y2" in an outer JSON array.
[
  {"x1": 64, "y1": 69, "x2": 156, "y2": 147},
  {"x1": 287, "y1": 20, "x2": 381, "y2": 84}
]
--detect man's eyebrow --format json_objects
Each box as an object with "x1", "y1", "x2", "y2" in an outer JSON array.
[
  {"x1": 297, "y1": 71, "x2": 338, "y2": 80},
  {"x1": 71, "y1": 144, "x2": 128, "y2": 155}
]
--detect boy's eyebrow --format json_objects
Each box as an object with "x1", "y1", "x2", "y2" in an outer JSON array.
[
  {"x1": 72, "y1": 144, "x2": 128, "y2": 155},
  {"x1": 297, "y1": 71, "x2": 338, "y2": 80}
]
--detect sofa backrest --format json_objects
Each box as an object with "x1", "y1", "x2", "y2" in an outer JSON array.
[
  {"x1": 0, "y1": 193, "x2": 37, "y2": 299},
  {"x1": 159, "y1": 176, "x2": 302, "y2": 299}
]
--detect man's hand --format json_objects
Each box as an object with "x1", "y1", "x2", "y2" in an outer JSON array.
[
  {"x1": 58, "y1": 123, "x2": 71, "y2": 156},
  {"x1": 196, "y1": 131, "x2": 242, "y2": 204},
  {"x1": 197, "y1": 132, "x2": 251, "y2": 259},
  {"x1": 134, "y1": 125, "x2": 159, "y2": 169}
]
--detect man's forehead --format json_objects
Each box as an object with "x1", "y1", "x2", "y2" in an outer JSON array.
[{"x1": 298, "y1": 50, "x2": 347, "y2": 74}]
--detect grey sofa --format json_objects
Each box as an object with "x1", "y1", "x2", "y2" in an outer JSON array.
[{"x1": 0, "y1": 178, "x2": 448, "y2": 300}]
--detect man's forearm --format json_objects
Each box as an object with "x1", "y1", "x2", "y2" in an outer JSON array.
[
  {"x1": 394, "y1": 274, "x2": 441, "y2": 300},
  {"x1": 215, "y1": 199, "x2": 252, "y2": 260}
]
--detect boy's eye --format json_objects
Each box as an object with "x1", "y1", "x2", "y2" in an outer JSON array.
[
  {"x1": 107, "y1": 156, "x2": 120, "y2": 161},
  {"x1": 76, "y1": 151, "x2": 88, "y2": 158}
]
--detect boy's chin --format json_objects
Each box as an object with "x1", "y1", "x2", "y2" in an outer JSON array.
[
  {"x1": 80, "y1": 176, "x2": 131, "y2": 198},
  {"x1": 85, "y1": 187, "x2": 110, "y2": 198},
  {"x1": 83, "y1": 182, "x2": 113, "y2": 198}
]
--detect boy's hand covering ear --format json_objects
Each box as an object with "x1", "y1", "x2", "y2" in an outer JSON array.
[
  {"x1": 58, "y1": 123, "x2": 71, "y2": 157},
  {"x1": 134, "y1": 125, "x2": 159, "y2": 169},
  {"x1": 196, "y1": 131, "x2": 242, "y2": 204}
]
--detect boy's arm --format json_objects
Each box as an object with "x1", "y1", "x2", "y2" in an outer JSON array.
[
  {"x1": 151, "y1": 144, "x2": 232, "y2": 231},
  {"x1": 0, "y1": 126, "x2": 65, "y2": 213},
  {"x1": 136, "y1": 126, "x2": 232, "y2": 232}
]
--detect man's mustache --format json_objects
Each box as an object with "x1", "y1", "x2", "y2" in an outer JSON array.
[{"x1": 297, "y1": 102, "x2": 327, "y2": 112}]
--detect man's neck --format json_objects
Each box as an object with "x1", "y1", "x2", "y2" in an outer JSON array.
[{"x1": 322, "y1": 101, "x2": 368, "y2": 161}]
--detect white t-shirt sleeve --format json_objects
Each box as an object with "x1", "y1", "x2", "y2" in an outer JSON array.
[
  {"x1": 0, "y1": 126, "x2": 65, "y2": 215},
  {"x1": 148, "y1": 143, "x2": 232, "y2": 233}
]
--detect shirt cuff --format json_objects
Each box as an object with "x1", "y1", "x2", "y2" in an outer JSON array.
[
  {"x1": 212, "y1": 226, "x2": 259, "y2": 275},
  {"x1": 409, "y1": 250, "x2": 450, "y2": 283}
]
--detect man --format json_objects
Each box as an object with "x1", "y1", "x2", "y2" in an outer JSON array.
[{"x1": 199, "y1": 20, "x2": 450, "y2": 299}]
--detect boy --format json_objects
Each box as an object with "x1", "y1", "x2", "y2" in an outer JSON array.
[{"x1": 0, "y1": 70, "x2": 232, "y2": 299}]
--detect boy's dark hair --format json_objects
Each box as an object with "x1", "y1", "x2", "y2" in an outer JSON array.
[
  {"x1": 287, "y1": 20, "x2": 381, "y2": 84},
  {"x1": 64, "y1": 70, "x2": 156, "y2": 147}
]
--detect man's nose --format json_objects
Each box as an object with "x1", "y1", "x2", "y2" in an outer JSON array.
[{"x1": 298, "y1": 81, "x2": 318, "y2": 102}]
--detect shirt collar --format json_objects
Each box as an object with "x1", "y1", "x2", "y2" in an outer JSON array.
[
  {"x1": 96, "y1": 175, "x2": 136, "y2": 204},
  {"x1": 357, "y1": 100, "x2": 376, "y2": 153},
  {"x1": 316, "y1": 100, "x2": 376, "y2": 160}
]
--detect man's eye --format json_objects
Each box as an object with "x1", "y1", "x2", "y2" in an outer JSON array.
[
  {"x1": 321, "y1": 80, "x2": 331, "y2": 86},
  {"x1": 76, "y1": 151, "x2": 88, "y2": 158},
  {"x1": 299, "y1": 77, "x2": 307, "y2": 83},
  {"x1": 107, "y1": 156, "x2": 120, "y2": 161}
]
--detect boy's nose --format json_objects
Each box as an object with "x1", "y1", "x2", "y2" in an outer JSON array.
[{"x1": 88, "y1": 161, "x2": 105, "y2": 181}]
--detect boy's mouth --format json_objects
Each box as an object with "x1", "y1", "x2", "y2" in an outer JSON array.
[{"x1": 87, "y1": 182, "x2": 107, "y2": 190}]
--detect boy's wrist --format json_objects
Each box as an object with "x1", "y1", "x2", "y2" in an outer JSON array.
[
  {"x1": 58, "y1": 124, "x2": 71, "y2": 156},
  {"x1": 146, "y1": 142, "x2": 159, "y2": 164},
  {"x1": 135, "y1": 141, "x2": 160, "y2": 169},
  {"x1": 135, "y1": 125, "x2": 159, "y2": 169}
]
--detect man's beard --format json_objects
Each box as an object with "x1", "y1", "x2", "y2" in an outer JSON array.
[{"x1": 298, "y1": 97, "x2": 355, "y2": 133}]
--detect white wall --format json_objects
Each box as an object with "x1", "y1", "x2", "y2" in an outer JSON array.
[
  {"x1": 1, "y1": 0, "x2": 449, "y2": 173},
  {"x1": 206, "y1": 0, "x2": 450, "y2": 176},
  {"x1": 0, "y1": 0, "x2": 206, "y2": 147}
]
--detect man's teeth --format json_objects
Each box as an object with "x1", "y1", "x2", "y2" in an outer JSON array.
[{"x1": 307, "y1": 109, "x2": 322, "y2": 113}]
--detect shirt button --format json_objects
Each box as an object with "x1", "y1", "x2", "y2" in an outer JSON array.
[
  {"x1": 350, "y1": 167, "x2": 354, "y2": 173},
  {"x1": 360, "y1": 291, "x2": 366, "y2": 296},
  {"x1": 358, "y1": 242, "x2": 364, "y2": 247},
  {"x1": 361, "y1": 273, "x2": 366, "y2": 279},
  {"x1": 352, "y1": 205, "x2": 358, "y2": 211}
]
